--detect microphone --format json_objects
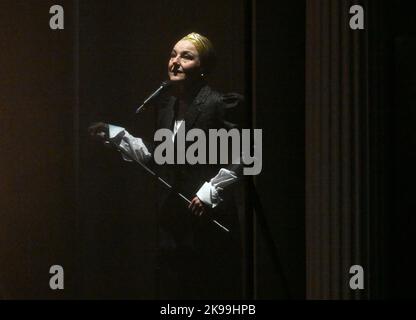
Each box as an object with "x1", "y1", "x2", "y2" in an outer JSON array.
[{"x1": 135, "y1": 80, "x2": 172, "y2": 114}]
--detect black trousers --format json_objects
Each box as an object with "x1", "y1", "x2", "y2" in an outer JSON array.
[{"x1": 156, "y1": 194, "x2": 242, "y2": 299}]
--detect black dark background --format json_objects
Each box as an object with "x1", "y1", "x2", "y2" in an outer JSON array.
[{"x1": 1, "y1": 0, "x2": 416, "y2": 299}]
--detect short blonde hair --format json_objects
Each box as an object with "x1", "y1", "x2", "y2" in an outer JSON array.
[{"x1": 181, "y1": 32, "x2": 216, "y2": 74}]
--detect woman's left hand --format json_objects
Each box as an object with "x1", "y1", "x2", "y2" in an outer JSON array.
[{"x1": 188, "y1": 196, "x2": 206, "y2": 217}]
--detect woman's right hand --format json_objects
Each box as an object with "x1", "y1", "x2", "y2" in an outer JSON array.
[{"x1": 88, "y1": 122, "x2": 109, "y2": 141}]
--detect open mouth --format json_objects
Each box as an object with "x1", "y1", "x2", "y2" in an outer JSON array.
[{"x1": 171, "y1": 66, "x2": 183, "y2": 76}]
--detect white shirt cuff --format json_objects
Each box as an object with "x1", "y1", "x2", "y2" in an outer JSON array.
[
  {"x1": 108, "y1": 124, "x2": 151, "y2": 163},
  {"x1": 108, "y1": 124, "x2": 126, "y2": 140},
  {"x1": 196, "y1": 182, "x2": 221, "y2": 208},
  {"x1": 196, "y1": 168, "x2": 238, "y2": 208}
]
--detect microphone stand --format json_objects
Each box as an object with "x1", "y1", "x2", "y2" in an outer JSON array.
[{"x1": 135, "y1": 81, "x2": 171, "y2": 114}]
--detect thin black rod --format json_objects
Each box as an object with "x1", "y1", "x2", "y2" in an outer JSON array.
[{"x1": 106, "y1": 140, "x2": 230, "y2": 233}]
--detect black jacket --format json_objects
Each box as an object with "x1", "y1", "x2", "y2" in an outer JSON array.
[{"x1": 151, "y1": 84, "x2": 244, "y2": 217}]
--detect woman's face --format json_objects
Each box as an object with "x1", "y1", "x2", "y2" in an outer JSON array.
[{"x1": 168, "y1": 40, "x2": 202, "y2": 83}]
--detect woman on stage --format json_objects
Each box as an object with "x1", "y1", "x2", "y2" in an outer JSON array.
[{"x1": 89, "y1": 32, "x2": 244, "y2": 299}]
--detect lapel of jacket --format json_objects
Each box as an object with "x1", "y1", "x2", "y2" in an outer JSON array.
[
  {"x1": 184, "y1": 85, "x2": 211, "y2": 132},
  {"x1": 159, "y1": 96, "x2": 176, "y2": 130}
]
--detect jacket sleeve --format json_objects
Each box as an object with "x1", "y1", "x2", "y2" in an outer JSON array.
[
  {"x1": 108, "y1": 124, "x2": 153, "y2": 163},
  {"x1": 196, "y1": 92, "x2": 246, "y2": 208},
  {"x1": 218, "y1": 92, "x2": 245, "y2": 131}
]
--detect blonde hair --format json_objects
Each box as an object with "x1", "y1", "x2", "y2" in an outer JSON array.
[{"x1": 181, "y1": 32, "x2": 216, "y2": 74}]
